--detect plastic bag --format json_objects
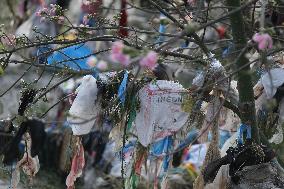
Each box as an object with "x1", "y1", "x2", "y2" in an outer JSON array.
[
  {"x1": 261, "y1": 68, "x2": 284, "y2": 99},
  {"x1": 67, "y1": 75, "x2": 99, "y2": 135},
  {"x1": 134, "y1": 80, "x2": 189, "y2": 146}
]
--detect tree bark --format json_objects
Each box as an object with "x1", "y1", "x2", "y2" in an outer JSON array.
[{"x1": 226, "y1": 0, "x2": 260, "y2": 143}]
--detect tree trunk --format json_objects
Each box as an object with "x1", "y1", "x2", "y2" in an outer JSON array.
[{"x1": 226, "y1": 0, "x2": 260, "y2": 143}]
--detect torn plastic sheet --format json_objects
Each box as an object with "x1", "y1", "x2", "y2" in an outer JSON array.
[
  {"x1": 150, "y1": 136, "x2": 173, "y2": 174},
  {"x1": 110, "y1": 139, "x2": 136, "y2": 178}
]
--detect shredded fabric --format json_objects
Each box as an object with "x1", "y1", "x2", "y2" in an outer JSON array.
[{"x1": 151, "y1": 136, "x2": 173, "y2": 174}]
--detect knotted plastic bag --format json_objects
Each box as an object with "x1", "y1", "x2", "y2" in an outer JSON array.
[{"x1": 67, "y1": 75, "x2": 99, "y2": 135}]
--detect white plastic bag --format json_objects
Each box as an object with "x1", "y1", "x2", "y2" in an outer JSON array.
[
  {"x1": 261, "y1": 68, "x2": 284, "y2": 99},
  {"x1": 67, "y1": 75, "x2": 99, "y2": 135},
  {"x1": 134, "y1": 80, "x2": 189, "y2": 146}
]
